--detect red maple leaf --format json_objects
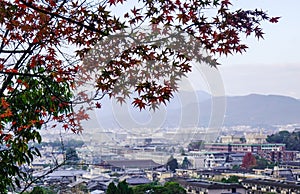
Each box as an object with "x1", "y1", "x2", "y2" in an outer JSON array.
[{"x1": 269, "y1": 17, "x2": 281, "y2": 23}]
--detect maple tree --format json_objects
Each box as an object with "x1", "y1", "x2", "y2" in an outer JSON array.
[
  {"x1": 0, "y1": 0, "x2": 278, "y2": 191},
  {"x1": 241, "y1": 152, "x2": 257, "y2": 169}
]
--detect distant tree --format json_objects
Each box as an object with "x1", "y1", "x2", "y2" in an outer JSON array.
[
  {"x1": 46, "y1": 139, "x2": 85, "y2": 148},
  {"x1": 221, "y1": 176, "x2": 239, "y2": 183},
  {"x1": 107, "y1": 181, "x2": 133, "y2": 194},
  {"x1": 65, "y1": 148, "x2": 80, "y2": 164},
  {"x1": 166, "y1": 156, "x2": 178, "y2": 172},
  {"x1": 241, "y1": 152, "x2": 256, "y2": 169},
  {"x1": 181, "y1": 157, "x2": 192, "y2": 169},
  {"x1": 164, "y1": 182, "x2": 186, "y2": 194},
  {"x1": 267, "y1": 131, "x2": 300, "y2": 151},
  {"x1": 240, "y1": 137, "x2": 246, "y2": 143},
  {"x1": 133, "y1": 182, "x2": 186, "y2": 194},
  {"x1": 107, "y1": 182, "x2": 118, "y2": 194},
  {"x1": 29, "y1": 186, "x2": 55, "y2": 194},
  {"x1": 232, "y1": 165, "x2": 240, "y2": 170},
  {"x1": 133, "y1": 183, "x2": 155, "y2": 194},
  {"x1": 179, "y1": 147, "x2": 186, "y2": 156},
  {"x1": 170, "y1": 147, "x2": 175, "y2": 154},
  {"x1": 266, "y1": 131, "x2": 290, "y2": 144},
  {"x1": 188, "y1": 140, "x2": 205, "y2": 151},
  {"x1": 255, "y1": 156, "x2": 276, "y2": 169},
  {"x1": 144, "y1": 138, "x2": 152, "y2": 145},
  {"x1": 117, "y1": 180, "x2": 134, "y2": 194}
]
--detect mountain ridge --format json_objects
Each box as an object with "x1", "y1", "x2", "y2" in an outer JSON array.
[{"x1": 83, "y1": 92, "x2": 300, "y2": 129}]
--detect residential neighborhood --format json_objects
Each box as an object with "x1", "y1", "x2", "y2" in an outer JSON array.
[{"x1": 14, "y1": 126, "x2": 300, "y2": 193}]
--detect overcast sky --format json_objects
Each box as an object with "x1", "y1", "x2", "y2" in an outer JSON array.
[{"x1": 216, "y1": 0, "x2": 300, "y2": 99}]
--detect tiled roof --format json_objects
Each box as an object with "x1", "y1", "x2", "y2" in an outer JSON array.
[{"x1": 105, "y1": 159, "x2": 162, "y2": 169}]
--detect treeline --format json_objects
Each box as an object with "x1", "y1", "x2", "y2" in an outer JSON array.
[
  {"x1": 40, "y1": 139, "x2": 85, "y2": 148},
  {"x1": 107, "y1": 181, "x2": 186, "y2": 194},
  {"x1": 266, "y1": 130, "x2": 300, "y2": 151}
]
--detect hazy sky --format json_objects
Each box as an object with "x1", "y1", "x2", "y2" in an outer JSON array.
[{"x1": 217, "y1": 0, "x2": 300, "y2": 98}]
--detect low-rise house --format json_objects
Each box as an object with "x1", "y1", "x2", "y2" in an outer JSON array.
[
  {"x1": 100, "y1": 159, "x2": 162, "y2": 172},
  {"x1": 120, "y1": 175, "x2": 152, "y2": 186},
  {"x1": 146, "y1": 167, "x2": 173, "y2": 182},
  {"x1": 176, "y1": 178, "x2": 246, "y2": 194},
  {"x1": 204, "y1": 153, "x2": 227, "y2": 169},
  {"x1": 43, "y1": 169, "x2": 86, "y2": 186},
  {"x1": 242, "y1": 178, "x2": 300, "y2": 193}
]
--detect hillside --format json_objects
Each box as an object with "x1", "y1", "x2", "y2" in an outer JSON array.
[{"x1": 84, "y1": 92, "x2": 300, "y2": 129}]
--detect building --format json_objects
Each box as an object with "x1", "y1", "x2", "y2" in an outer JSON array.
[
  {"x1": 220, "y1": 135, "x2": 242, "y2": 144},
  {"x1": 204, "y1": 153, "x2": 228, "y2": 169},
  {"x1": 244, "y1": 133, "x2": 267, "y2": 144},
  {"x1": 176, "y1": 178, "x2": 246, "y2": 194},
  {"x1": 204, "y1": 143, "x2": 285, "y2": 154},
  {"x1": 242, "y1": 178, "x2": 300, "y2": 194},
  {"x1": 100, "y1": 159, "x2": 163, "y2": 172},
  {"x1": 204, "y1": 143, "x2": 293, "y2": 162}
]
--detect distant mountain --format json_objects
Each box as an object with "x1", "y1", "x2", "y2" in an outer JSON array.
[
  {"x1": 84, "y1": 92, "x2": 300, "y2": 129},
  {"x1": 223, "y1": 94, "x2": 300, "y2": 126}
]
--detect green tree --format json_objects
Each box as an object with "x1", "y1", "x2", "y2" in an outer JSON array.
[
  {"x1": 133, "y1": 182, "x2": 186, "y2": 194},
  {"x1": 164, "y1": 182, "x2": 186, "y2": 194},
  {"x1": 27, "y1": 186, "x2": 55, "y2": 194},
  {"x1": 255, "y1": 156, "x2": 276, "y2": 169},
  {"x1": 266, "y1": 131, "x2": 300, "y2": 151},
  {"x1": 166, "y1": 155, "x2": 178, "y2": 172},
  {"x1": 107, "y1": 181, "x2": 133, "y2": 194},
  {"x1": 179, "y1": 147, "x2": 186, "y2": 156},
  {"x1": 232, "y1": 165, "x2": 240, "y2": 170},
  {"x1": 65, "y1": 147, "x2": 80, "y2": 164},
  {"x1": 181, "y1": 157, "x2": 192, "y2": 169},
  {"x1": 0, "y1": 0, "x2": 277, "y2": 191},
  {"x1": 221, "y1": 176, "x2": 239, "y2": 183},
  {"x1": 107, "y1": 182, "x2": 118, "y2": 194},
  {"x1": 266, "y1": 131, "x2": 290, "y2": 144},
  {"x1": 118, "y1": 180, "x2": 134, "y2": 194},
  {"x1": 188, "y1": 140, "x2": 205, "y2": 151}
]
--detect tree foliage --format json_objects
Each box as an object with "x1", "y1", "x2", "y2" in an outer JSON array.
[
  {"x1": 181, "y1": 157, "x2": 192, "y2": 169},
  {"x1": 241, "y1": 152, "x2": 256, "y2": 169},
  {"x1": 107, "y1": 181, "x2": 133, "y2": 194},
  {"x1": 107, "y1": 182, "x2": 118, "y2": 194},
  {"x1": 42, "y1": 139, "x2": 84, "y2": 148},
  {"x1": 221, "y1": 175, "x2": 239, "y2": 183},
  {"x1": 188, "y1": 140, "x2": 205, "y2": 151},
  {"x1": 133, "y1": 182, "x2": 186, "y2": 194},
  {"x1": 23, "y1": 186, "x2": 55, "y2": 194},
  {"x1": 267, "y1": 130, "x2": 300, "y2": 151},
  {"x1": 255, "y1": 156, "x2": 276, "y2": 169},
  {"x1": 0, "y1": 0, "x2": 277, "y2": 191},
  {"x1": 166, "y1": 155, "x2": 178, "y2": 172},
  {"x1": 65, "y1": 147, "x2": 80, "y2": 164}
]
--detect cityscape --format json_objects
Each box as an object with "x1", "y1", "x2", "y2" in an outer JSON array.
[
  {"x1": 15, "y1": 118, "x2": 299, "y2": 193},
  {"x1": 1, "y1": 0, "x2": 299, "y2": 193}
]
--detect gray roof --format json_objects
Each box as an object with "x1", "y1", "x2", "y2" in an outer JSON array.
[
  {"x1": 46, "y1": 170, "x2": 86, "y2": 177},
  {"x1": 242, "y1": 178, "x2": 300, "y2": 189},
  {"x1": 104, "y1": 159, "x2": 162, "y2": 169},
  {"x1": 177, "y1": 179, "x2": 244, "y2": 190},
  {"x1": 126, "y1": 176, "x2": 151, "y2": 185}
]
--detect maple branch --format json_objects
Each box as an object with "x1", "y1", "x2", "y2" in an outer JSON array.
[
  {"x1": 0, "y1": 50, "x2": 31, "y2": 53},
  {"x1": 0, "y1": 44, "x2": 36, "y2": 98},
  {"x1": 19, "y1": 0, "x2": 109, "y2": 37},
  {"x1": 0, "y1": 71, "x2": 43, "y2": 78},
  {"x1": 0, "y1": 30, "x2": 9, "y2": 51}
]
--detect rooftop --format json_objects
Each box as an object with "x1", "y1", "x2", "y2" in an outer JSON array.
[{"x1": 104, "y1": 159, "x2": 162, "y2": 169}]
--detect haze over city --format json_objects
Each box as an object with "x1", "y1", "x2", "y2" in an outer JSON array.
[{"x1": 218, "y1": 0, "x2": 300, "y2": 99}]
